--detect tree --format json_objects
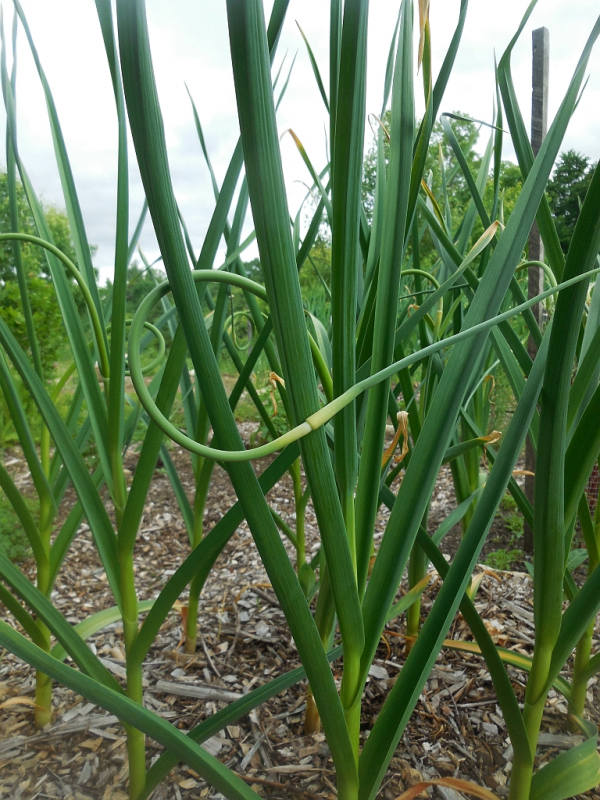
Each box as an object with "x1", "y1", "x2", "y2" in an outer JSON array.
[
  {"x1": 0, "y1": 175, "x2": 77, "y2": 283},
  {"x1": 0, "y1": 172, "x2": 77, "y2": 376},
  {"x1": 0, "y1": 276, "x2": 65, "y2": 378},
  {"x1": 103, "y1": 261, "x2": 166, "y2": 321},
  {"x1": 547, "y1": 150, "x2": 596, "y2": 254},
  {"x1": 362, "y1": 112, "x2": 529, "y2": 269},
  {"x1": 362, "y1": 112, "x2": 482, "y2": 226}
]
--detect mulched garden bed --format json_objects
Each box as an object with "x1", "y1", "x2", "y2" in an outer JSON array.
[{"x1": 1, "y1": 423, "x2": 599, "y2": 800}]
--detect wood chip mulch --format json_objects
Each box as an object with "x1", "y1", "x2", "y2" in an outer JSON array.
[{"x1": 1, "y1": 423, "x2": 599, "y2": 800}]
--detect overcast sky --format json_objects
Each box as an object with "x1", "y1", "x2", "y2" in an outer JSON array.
[{"x1": 2, "y1": 1, "x2": 599, "y2": 283}]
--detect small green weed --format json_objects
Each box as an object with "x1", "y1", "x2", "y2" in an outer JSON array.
[
  {"x1": 484, "y1": 548, "x2": 522, "y2": 571},
  {"x1": 505, "y1": 511, "x2": 523, "y2": 536},
  {"x1": 501, "y1": 491, "x2": 518, "y2": 511}
]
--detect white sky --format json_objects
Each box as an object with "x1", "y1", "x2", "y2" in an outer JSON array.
[{"x1": 2, "y1": 0, "x2": 599, "y2": 283}]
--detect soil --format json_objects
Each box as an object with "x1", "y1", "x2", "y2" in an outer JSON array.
[{"x1": 0, "y1": 422, "x2": 599, "y2": 800}]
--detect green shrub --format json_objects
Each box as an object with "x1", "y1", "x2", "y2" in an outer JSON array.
[{"x1": 0, "y1": 490, "x2": 33, "y2": 561}]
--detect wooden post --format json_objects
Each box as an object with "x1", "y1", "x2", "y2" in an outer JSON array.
[{"x1": 524, "y1": 27, "x2": 549, "y2": 554}]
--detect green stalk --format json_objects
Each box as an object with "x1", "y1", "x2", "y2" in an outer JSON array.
[
  {"x1": 355, "y1": 0, "x2": 414, "y2": 595},
  {"x1": 184, "y1": 583, "x2": 200, "y2": 656},
  {"x1": 453, "y1": 414, "x2": 483, "y2": 536},
  {"x1": 95, "y1": 0, "x2": 130, "y2": 528},
  {"x1": 568, "y1": 495, "x2": 600, "y2": 720},
  {"x1": 119, "y1": 548, "x2": 145, "y2": 797},
  {"x1": 291, "y1": 458, "x2": 307, "y2": 571},
  {"x1": 290, "y1": 455, "x2": 318, "y2": 735},
  {"x1": 330, "y1": 0, "x2": 369, "y2": 585},
  {"x1": 34, "y1": 387, "x2": 54, "y2": 728},
  {"x1": 405, "y1": 525, "x2": 428, "y2": 651},
  {"x1": 569, "y1": 622, "x2": 594, "y2": 720},
  {"x1": 94, "y1": 10, "x2": 145, "y2": 793},
  {"x1": 33, "y1": 543, "x2": 52, "y2": 728},
  {"x1": 509, "y1": 646, "x2": 553, "y2": 800},
  {"x1": 330, "y1": 0, "x2": 342, "y2": 157},
  {"x1": 185, "y1": 458, "x2": 214, "y2": 654},
  {"x1": 33, "y1": 628, "x2": 52, "y2": 728}
]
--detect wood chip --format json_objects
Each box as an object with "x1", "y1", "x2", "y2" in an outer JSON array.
[
  {"x1": 154, "y1": 680, "x2": 242, "y2": 703},
  {"x1": 263, "y1": 765, "x2": 326, "y2": 774}
]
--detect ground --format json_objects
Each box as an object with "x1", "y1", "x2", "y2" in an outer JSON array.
[{"x1": 0, "y1": 423, "x2": 599, "y2": 800}]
